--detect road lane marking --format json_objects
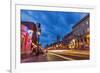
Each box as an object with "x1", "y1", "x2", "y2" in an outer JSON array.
[{"x1": 49, "y1": 52, "x2": 74, "y2": 60}]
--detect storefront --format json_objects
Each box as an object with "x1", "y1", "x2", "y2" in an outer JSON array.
[
  {"x1": 21, "y1": 25, "x2": 33, "y2": 57},
  {"x1": 21, "y1": 22, "x2": 38, "y2": 58},
  {"x1": 84, "y1": 32, "x2": 90, "y2": 50}
]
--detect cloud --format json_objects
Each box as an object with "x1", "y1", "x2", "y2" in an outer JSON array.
[{"x1": 21, "y1": 10, "x2": 88, "y2": 48}]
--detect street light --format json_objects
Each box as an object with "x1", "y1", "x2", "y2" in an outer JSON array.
[
  {"x1": 37, "y1": 31, "x2": 41, "y2": 36},
  {"x1": 36, "y1": 23, "x2": 41, "y2": 56},
  {"x1": 37, "y1": 23, "x2": 41, "y2": 44}
]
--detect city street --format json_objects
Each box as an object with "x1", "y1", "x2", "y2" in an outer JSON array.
[
  {"x1": 21, "y1": 49, "x2": 89, "y2": 63},
  {"x1": 21, "y1": 10, "x2": 90, "y2": 63}
]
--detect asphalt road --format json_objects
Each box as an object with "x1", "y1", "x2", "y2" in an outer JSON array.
[
  {"x1": 21, "y1": 52, "x2": 69, "y2": 63},
  {"x1": 21, "y1": 50, "x2": 89, "y2": 63}
]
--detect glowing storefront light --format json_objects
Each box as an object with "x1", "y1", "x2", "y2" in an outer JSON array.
[{"x1": 28, "y1": 30, "x2": 33, "y2": 37}]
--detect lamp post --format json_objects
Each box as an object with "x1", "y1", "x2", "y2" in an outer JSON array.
[
  {"x1": 36, "y1": 23, "x2": 41, "y2": 56},
  {"x1": 56, "y1": 34, "x2": 60, "y2": 49}
]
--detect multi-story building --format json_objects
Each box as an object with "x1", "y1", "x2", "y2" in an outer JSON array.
[
  {"x1": 62, "y1": 32, "x2": 73, "y2": 49},
  {"x1": 72, "y1": 14, "x2": 90, "y2": 50},
  {"x1": 63, "y1": 14, "x2": 90, "y2": 50},
  {"x1": 21, "y1": 22, "x2": 38, "y2": 58}
]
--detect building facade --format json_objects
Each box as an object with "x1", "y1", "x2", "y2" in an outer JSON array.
[
  {"x1": 21, "y1": 22, "x2": 37, "y2": 58},
  {"x1": 72, "y1": 14, "x2": 90, "y2": 50},
  {"x1": 62, "y1": 14, "x2": 90, "y2": 50}
]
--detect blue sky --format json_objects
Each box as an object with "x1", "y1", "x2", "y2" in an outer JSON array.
[{"x1": 21, "y1": 10, "x2": 88, "y2": 48}]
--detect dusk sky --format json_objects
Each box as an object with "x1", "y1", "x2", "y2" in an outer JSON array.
[{"x1": 21, "y1": 10, "x2": 88, "y2": 48}]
